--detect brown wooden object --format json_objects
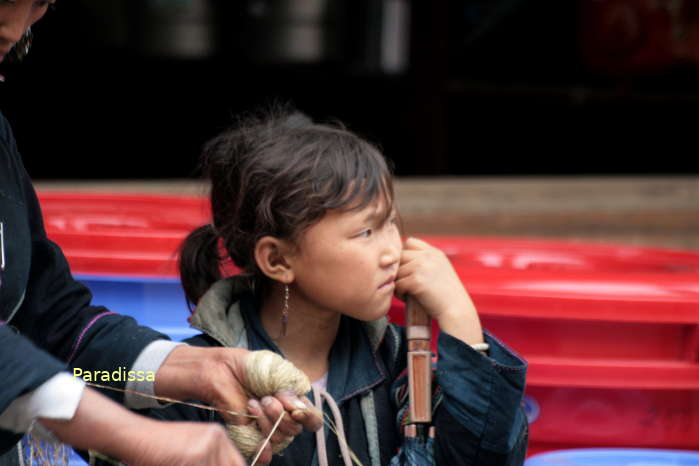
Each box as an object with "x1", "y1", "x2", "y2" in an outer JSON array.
[{"x1": 405, "y1": 296, "x2": 432, "y2": 426}]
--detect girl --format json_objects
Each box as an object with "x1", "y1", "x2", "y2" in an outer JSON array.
[{"x1": 151, "y1": 108, "x2": 528, "y2": 465}]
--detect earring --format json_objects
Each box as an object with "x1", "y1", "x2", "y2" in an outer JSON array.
[{"x1": 280, "y1": 283, "x2": 289, "y2": 338}]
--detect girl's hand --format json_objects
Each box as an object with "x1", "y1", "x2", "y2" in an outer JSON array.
[{"x1": 395, "y1": 237, "x2": 484, "y2": 345}]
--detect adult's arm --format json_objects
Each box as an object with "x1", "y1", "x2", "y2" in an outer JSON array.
[
  {"x1": 0, "y1": 112, "x2": 167, "y2": 406},
  {"x1": 42, "y1": 387, "x2": 247, "y2": 466}
]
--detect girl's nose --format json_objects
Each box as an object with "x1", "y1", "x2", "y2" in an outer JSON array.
[{"x1": 380, "y1": 233, "x2": 402, "y2": 268}]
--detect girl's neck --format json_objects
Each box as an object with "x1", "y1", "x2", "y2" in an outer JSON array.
[{"x1": 259, "y1": 284, "x2": 340, "y2": 381}]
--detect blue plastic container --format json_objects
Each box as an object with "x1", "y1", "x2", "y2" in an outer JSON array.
[
  {"x1": 77, "y1": 275, "x2": 198, "y2": 340},
  {"x1": 525, "y1": 448, "x2": 699, "y2": 466},
  {"x1": 68, "y1": 449, "x2": 87, "y2": 466}
]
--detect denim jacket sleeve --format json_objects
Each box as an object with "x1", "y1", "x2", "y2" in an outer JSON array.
[
  {"x1": 390, "y1": 327, "x2": 528, "y2": 466},
  {"x1": 433, "y1": 329, "x2": 528, "y2": 465}
]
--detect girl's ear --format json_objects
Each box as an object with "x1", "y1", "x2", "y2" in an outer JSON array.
[{"x1": 254, "y1": 236, "x2": 295, "y2": 284}]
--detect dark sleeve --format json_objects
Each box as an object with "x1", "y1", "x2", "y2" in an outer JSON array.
[
  {"x1": 11, "y1": 226, "x2": 168, "y2": 402},
  {"x1": 433, "y1": 330, "x2": 528, "y2": 465},
  {"x1": 0, "y1": 327, "x2": 74, "y2": 453},
  {"x1": 390, "y1": 329, "x2": 528, "y2": 466},
  {"x1": 141, "y1": 334, "x2": 223, "y2": 424},
  {"x1": 0, "y1": 113, "x2": 68, "y2": 414},
  {"x1": 0, "y1": 326, "x2": 66, "y2": 412},
  {"x1": 1, "y1": 112, "x2": 167, "y2": 405}
]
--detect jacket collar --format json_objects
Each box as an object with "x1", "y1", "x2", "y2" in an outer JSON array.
[
  {"x1": 189, "y1": 277, "x2": 390, "y2": 403},
  {"x1": 189, "y1": 277, "x2": 250, "y2": 348}
]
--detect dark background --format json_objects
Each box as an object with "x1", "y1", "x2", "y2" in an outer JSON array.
[{"x1": 2, "y1": 0, "x2": 699, "y2": 179}]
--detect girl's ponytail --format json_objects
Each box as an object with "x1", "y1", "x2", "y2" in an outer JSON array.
[{"x1": 179, "y1": 223, "x2": 221, "y2": 308}]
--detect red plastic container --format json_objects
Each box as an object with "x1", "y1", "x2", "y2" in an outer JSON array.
[
  {"x1": 38, "y1": 192, "x2": 699, "y2": 454},
  {"x1": 39, "y1": 192, "x2": 210, "y2": 277},
  {"x1": 389, "y1": 237, "x2": 699, "y2": 453}
]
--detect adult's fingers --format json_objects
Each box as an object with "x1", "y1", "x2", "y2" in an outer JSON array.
[
  {"x1": 155, "y1": 346, "x2": 252, "y2": 425},
  {"x1": 275, "y1": 392, "x2": 323, "y2": 432},
  {"x1": 259, "y1": 396, "x2": 299, "y2": 444}
]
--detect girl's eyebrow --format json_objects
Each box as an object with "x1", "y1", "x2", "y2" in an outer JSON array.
[{"x1": 362, "y1": 205, "x2": 394, "y2": 224}]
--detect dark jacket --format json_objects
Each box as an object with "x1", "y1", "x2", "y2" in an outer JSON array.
[
  {"x1": 0, "y1": 112, "x2": 167, "y2": 454},
  {"x1": 148, "y1": 277, "x2": 529, "y2": 466}
]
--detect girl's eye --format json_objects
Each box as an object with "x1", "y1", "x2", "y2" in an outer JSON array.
[{"x1": 358, "y1": 229, "x2": 373, "y2": 238}]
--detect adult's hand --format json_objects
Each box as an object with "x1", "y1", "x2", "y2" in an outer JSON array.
[{"x1": 154, "y1": 346, "x2": 323, "y2": 430}]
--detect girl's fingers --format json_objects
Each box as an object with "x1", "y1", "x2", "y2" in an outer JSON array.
[
  {"x1": 403, "y1": 237, "x2": 432, "y2": 250},
  {"x1": 396, "y1": 254, "x2": 429, "y2": 298},
  {"x1": 400, "y1": 248, "x2": 430, "y2": 267},
  {"x1": 399, "y1": 238, "x2": 440, "y2": 260},
  {"x1": 394, "y1": 278, "x2": 407, "y2": 299},
  {"x1": 400, "y1": 240, "x2": 449, "y2": 270},
  {"x1": 399, "y1": 250, "x2": 417, "y2": 265},
  {"x1": 394, "y1": 275, "x2": 417, "y2": 300},
  {"x1": 396, "y1": 259, "x2": 418, "y2": 280}
]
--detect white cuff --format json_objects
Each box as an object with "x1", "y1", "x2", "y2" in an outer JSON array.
[
  {"x1": 124, "y1": 340, "x2": 185, "y2": 409},
  {"x1": 0, "y1": 373, "x2": 85, "y2": 434}
]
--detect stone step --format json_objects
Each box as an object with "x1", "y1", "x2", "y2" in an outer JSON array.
[{"x1": 35, "y1": 177, "x2": 699, "y2": 250}]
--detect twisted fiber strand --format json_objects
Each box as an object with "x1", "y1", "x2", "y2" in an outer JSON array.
[
  {"x1": 227, "y1": 350, "x2": 311, "y2": 460},
  {"x1": 84, "y1": 382, "x2": 255, "y2": 419}
]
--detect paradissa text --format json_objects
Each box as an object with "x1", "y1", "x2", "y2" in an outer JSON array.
[{"x1": 73, "y1": 367, "x2": 155, "y2": 382}]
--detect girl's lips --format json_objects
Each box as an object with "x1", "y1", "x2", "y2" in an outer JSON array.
[
  {"x1": 379, "y1": 277, "x2": 396, "y2": 290},
  {"x1": 378, "y1": 282, "x2": 395, "y2": 295}
]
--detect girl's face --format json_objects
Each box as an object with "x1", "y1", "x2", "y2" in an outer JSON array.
[
  {"x1": 0, "y1": 0, "x2": 53, "y2": 63},
  {"x1": 287, "y1": 195, "x2": 402, "y2": 321}
]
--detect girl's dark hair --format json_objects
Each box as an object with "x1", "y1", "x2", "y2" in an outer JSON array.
[{"x1": 179, "y1": 106, "x2": 394, "y2": 306}]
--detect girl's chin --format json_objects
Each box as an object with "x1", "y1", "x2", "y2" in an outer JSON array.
[{"x1": 353, "y1": 305, "x2": 392, "y2": 322}]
